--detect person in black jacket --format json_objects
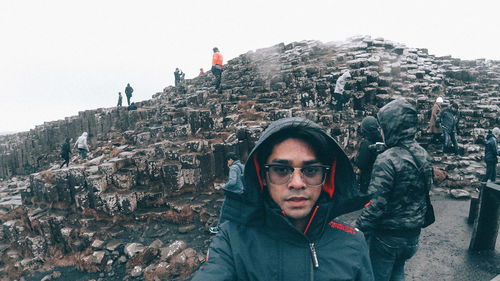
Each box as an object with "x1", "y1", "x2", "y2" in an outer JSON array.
[
  {"x1": 59, "y1": 138, "x2": 71, "y2": 168},
  {"x1": 192, "y1": 117, "x2": 373, "y2": 281},
  {"x1": 438, "y1": 102, "x2": 460, "y2": 154},
  {"x1": 125, "y1": 83, "x2": 133, "y2": 106},
  {"x1": 355, "y1": 116, "x2": 383, "y2": 193},
  {"x1": 483, "y1": 127, "x2": 500, "y2": 182}
]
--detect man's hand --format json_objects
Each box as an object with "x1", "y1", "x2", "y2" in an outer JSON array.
[{"x1": 214, "y1": 183, "x2": 224, "y2": 190}]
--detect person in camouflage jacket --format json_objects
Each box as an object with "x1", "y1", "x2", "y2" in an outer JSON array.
[{"x1": 355, "y1": 98, "x2": 432, "y2": 281}]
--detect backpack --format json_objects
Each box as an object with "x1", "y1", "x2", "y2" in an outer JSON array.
[{"x1": 400, "y1": 145, "x2": 435, "y2": 228}]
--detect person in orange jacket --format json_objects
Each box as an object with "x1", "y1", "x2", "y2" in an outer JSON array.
[{"x1": 211, "y1": 47, "x2": 223, "y2": 92}]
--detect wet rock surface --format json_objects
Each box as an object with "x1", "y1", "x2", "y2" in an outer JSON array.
[{"x1": 1, "y1": 36, "x2": 499, "y2": 280}]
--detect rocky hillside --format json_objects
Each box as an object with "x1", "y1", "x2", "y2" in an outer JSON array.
[{"x1": 0, "y1": 36, "x2": 499, "y2": 280}]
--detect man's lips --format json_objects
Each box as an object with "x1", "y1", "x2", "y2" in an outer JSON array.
[
  {"x1": 285, "y1": 197, "x2": 309, "y2": 207},
  {"x1": 286, "y1": 196, "x2": 308, "y2": 201}
]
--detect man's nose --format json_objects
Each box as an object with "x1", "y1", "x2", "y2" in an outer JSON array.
[{"x1": 288, "y1": 169, "x2": 305, "y2": 189}]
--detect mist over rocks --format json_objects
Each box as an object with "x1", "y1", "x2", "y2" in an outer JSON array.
[{"x1": 0, "y1": 35, "x2": 499, "y2": 280}]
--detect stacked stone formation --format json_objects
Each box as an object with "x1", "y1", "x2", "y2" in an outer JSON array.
[{"x1": 0, "y1": 36, "x2": 499, "y2": 280}]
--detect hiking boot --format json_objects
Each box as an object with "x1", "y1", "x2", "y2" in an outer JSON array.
[{"x1": 209, "y1": 226, "x2": 219, "y2": 234}]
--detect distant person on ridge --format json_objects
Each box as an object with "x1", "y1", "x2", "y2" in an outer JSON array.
[
  {"x1": 332, "y1": 70, "x2": 351, "y2": 111},
  {"x1": 211, "y1": 47, "x2": 223, "y2": 93},
  {"x1": 483, "y1": 127, "x2": 500, "y2": 182},
  {"x1": 428, "y1": 97, "x2": 443, "y2": 144},
  {"x1": 117, "y1": 92, "x2": 123, "y2": 107},
  {"x1": 438, "y1": 102, "x2": 460, "y2": 155},
  {"x1": 125, "y1": 83, "x2": 134, "y2": 106},
  {"x1": 74, "y1": 132, "x2": 89, "y2": 160},
  {"x1": 174, "y1": 68, "x2": 184, "y2": 86},
  {"x1": 199, "y1": 68, "x2": 205, "y2": 75},
  {"x1": 59, "y1": 137, "x2": 71, "y2": 168}
]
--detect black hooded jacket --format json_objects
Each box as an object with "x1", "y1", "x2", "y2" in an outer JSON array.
[
  {"x1": 354, "y1": 116, "x2": 383, "y2": 192},
  {"x1": 192, "y1": 117, "x2": 373, "y2": 281}
]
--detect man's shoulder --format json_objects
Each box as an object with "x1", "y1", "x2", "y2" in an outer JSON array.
[
  {"x1": 323, "y1": 220, "x2": 367, "y2": 249},
  {"x1": 326, "y1": 220, "x2": 358, "y2": 235},
  {"x1": 376, "y1": 147, "x2": 400, "y2": 161}
]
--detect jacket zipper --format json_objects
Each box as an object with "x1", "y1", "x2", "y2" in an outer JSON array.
[{"x1": 309, "y1": 242, "x2": 319, "y2": 269}]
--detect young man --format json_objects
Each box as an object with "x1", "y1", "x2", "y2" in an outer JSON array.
[
  {"x1": 356, "y1": 98, "x2": 433, "y2": 281},
  {"x1": 209, "y1": 152, "x2": 245, "y2": 234},
  {"x1": 192, "y1": 117, "x2": 373, "y2": 280}
]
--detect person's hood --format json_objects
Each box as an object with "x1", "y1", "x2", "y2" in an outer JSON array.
[
  {"x1": 341, "y1": 71, "x2": 351, "y2": 79},
  {"x1": 222, "y1": 117, "x2": 368, "y2": 232},
  {"x1": 377, "y1": 98, "x2": 417, "y2": 147},
  {"x1": 81, "y1": 132, "x2": 88, "y2": 138},
  {"x1": 360, "y1": 116, "x2": 382, "y2": 143},
  {"x1": 486, "y1": 132, "x2": 496, "y2": 141},
  {"x1": 492, "y1": 127, "x2": 500, "y2": 139}
]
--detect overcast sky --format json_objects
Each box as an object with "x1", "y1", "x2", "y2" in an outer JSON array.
[{"x1": 1, "y1": 0, "x2": 499, "y2": 133}]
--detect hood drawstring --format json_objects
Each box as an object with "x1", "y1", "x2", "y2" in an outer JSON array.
[
  {"x1": 253, "y1": 154, "x2": 264, "y2": 192},
  {"x1": 322, "y1": 160, "x2": 336, "y2": 198},
  {"x1": 303, "y1": 206, "x2": 319, "y2": 235}
]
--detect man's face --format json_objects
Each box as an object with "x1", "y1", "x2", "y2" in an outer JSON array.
[
  {"x1": 264, "y1": 138, "x2": 323, "y2": 225},
  {"x1": 227, "y1": 158, "x2": 234, "y2": 167}
]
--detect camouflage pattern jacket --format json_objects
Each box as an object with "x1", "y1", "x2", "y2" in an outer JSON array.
[{"x1": 356, "y1": 98, "x2": 432, "y2": 236}]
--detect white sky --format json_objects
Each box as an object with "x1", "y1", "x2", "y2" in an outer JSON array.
[{"x1": 1, "y1": 0, "x2": 499, "y2": 132}]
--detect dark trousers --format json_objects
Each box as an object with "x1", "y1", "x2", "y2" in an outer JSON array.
[
  {"x1": 126, "y1": 95, "x2": 131, "y2": 106},
  {"x1": 369, "y1": 234, "x2": 419, "y2": 281},
  {"x1": 334, "y1": 92, "x2": 344, "y2": 111},
  {"x1": 78, "y1": 148, "x2": 87, "y2": 160},
  {"x1": 60, "y1": 156, "x2": 69, "y2": 168},
  {"x1": 359, "y1": 171, "x2": 371, "y2": 194},
  {"x1": 484, "y1": 161, "x2": 497, "y2": 182},
  {"x1": 443, "y1": 130, "x2": 458, "y2": 154},
  {"x1": 431, "y1": 133, "x2": 441, "y2": 144},
  {"x1": 213, "y1": 68, "x2": 222, "y2": 90}
]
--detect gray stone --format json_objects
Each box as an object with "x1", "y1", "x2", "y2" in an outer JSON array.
[
  {"x1": 131, "y1": 266, "x2": 143, "y2": 277},
  {"x1": 125, "y1": 242, "x2": 144, "y2": 258},
  {"x1": 160, "y1": 240, "x2": 186, "y2": 261}
]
